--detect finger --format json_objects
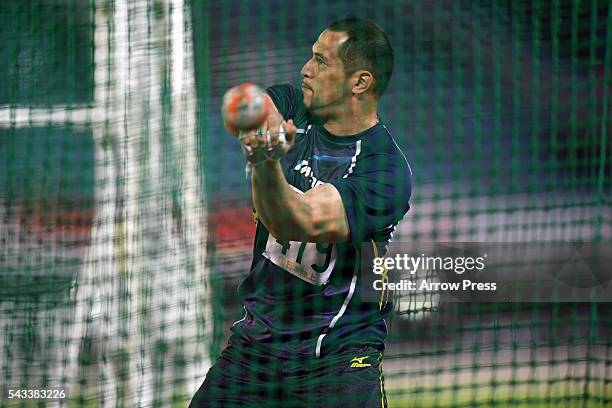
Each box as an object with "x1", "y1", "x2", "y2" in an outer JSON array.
[
  {"x1": 285, "y1": 119, "x2": 297, "y2": 134},
  {"x1": 284, "y1": 119, "x2": 297, "y2": 144},
  {"x1": 273, "y1": 123, "x2": 285, "y2": 147},
  {"x1": 239, "y1": 129, "x2": 257, "y2": 148},
  {"x1": 265, "y1": 129, "x2": 274, "y2": 150},
  {"x1": 259, "y1": 121, "x2": 269, "y2": 148},
  {"x1": 269, "y1": 123, "x2": 283, "y2": 146}
]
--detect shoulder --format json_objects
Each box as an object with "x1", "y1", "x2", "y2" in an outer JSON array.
[
  {"x1": 266, "y1": 83, "x2": 301, "y2": 97},
  {"x1": 265, "y1": 84, "x2": 309, "y2": 126},
  {"x1": 265, "y1": 84, "x2": 303, "y2": 109},
  {"x1": 357, "y1": 123, "x2": 412, "y2": 178}
]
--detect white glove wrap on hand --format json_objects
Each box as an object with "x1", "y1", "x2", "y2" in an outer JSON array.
[{"x1": 239, "y1": 124, "x2": 287, "y2": 167}]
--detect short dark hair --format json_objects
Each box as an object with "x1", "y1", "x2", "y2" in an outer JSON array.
[{"x1": 327, "y1": 18, "x2": 394, "y2": 97}]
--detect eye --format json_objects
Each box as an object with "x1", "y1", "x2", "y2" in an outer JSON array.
[{"x1": 315, "y1": 55, "x2": 325, "y2": 65}]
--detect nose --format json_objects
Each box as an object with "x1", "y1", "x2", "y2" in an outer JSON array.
[{"x1": 300, "y1": 58, "x2": 313, "y2": 79}]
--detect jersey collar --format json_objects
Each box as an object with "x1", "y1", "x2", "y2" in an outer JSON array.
[{"x1": 317, "y1": 121, "x2": 383, "y2": 145}]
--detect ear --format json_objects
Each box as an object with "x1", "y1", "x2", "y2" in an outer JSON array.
[{"x1": 351, "y1": 70, "x2": 374, "y2": 95}]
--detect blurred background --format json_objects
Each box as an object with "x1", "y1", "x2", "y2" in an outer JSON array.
[{"x1": 0, "y1": 0, "x2": 610, "y2": 406}]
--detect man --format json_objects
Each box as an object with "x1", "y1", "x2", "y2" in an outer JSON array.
[{"x1": 190, "y1": 18, "x2": 411, "y2": 408}]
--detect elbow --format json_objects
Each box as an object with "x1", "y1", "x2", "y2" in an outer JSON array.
[
  {"x1": 265, "y1": 217, "x2": 318, "y2": 243},
  {"x1": 272, "y1": 217, "x2": 345, "y2": 243},
  {"x1": 263, "y1": 202, "x2": 317, "y2": 242},
  {"x1": 263, "y1": 199, "x2": 348, "y2": 243},
  {"x1": 263, "y1": 217, "x2": 306, "y2": 242},
  {"x1": 268, "y1": 222, "x2": 313, "y2": 243}
]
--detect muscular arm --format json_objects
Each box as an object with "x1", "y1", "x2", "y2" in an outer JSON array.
[
  {"x1": 252, "y1": 161, "x2": 349, "y2": 243},
  {"x1": 230, "y1": 92, "x2": 350, "y2": 243}
]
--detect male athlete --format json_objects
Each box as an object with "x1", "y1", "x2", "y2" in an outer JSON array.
[{"x1": 190, "y1": 18, "x2": 411, "y2": 407}]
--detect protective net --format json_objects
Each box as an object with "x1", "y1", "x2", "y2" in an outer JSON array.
[{"x1": 0, "y1": 0, "x2": 610, "y2": 407}]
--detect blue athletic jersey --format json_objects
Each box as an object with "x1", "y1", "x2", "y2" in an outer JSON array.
[{"x1": 230, "y1": 84, "x2": 412, "y2": 359}]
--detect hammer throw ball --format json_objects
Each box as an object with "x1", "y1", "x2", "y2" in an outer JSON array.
[{"x1": 221, "y1": 83, "x2": 271, "y2": 135}]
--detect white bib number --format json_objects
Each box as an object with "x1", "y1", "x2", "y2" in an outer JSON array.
[{"x1": 263, "y1": 234, "x2": 336, "y2": 286}]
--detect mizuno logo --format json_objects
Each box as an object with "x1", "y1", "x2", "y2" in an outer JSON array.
[
  {"x1": 293, "y1": 160, "x2": 324, "y2": 188},
  {"x1": 350, "y1": 356, "x2": 372, "y2": 368}
]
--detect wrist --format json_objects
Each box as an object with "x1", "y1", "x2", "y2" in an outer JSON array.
[
  {"x1": 251, "y1": 160, "x2": 285, "y2": 187},
  {"x1": 251, "y1": 159, "x2": 281, "y2": 173},
  {"x1": 251, "y1": 157, "x2": 280, "y2": 167}
]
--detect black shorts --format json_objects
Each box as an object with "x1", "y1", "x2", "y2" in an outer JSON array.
[{"x1": 189, "y1": 344, "x2": 387, "y2": 408}]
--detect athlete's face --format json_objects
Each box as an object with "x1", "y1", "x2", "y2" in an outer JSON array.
[{"x1": 300, "y1": 30, "x2": 351, "y2": 117}]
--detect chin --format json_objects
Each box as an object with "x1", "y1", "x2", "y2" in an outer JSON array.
[{"x1": 302, "y1": 97, "x2": 312, "y2": 111}]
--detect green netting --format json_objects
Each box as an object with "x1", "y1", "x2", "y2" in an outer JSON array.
[{"x1": 0, "y1": 0, "x2": 610, "y2": 407}]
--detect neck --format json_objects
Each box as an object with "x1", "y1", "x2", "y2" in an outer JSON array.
[{"x1": 321, "y1": 99, "x2": 379, "y2": 136}]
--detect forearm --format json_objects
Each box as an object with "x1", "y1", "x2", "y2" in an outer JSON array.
[
  {"x1": 251, "y1": 161, "x2": 311, "y2": 241},
  {"x1": 233, "y1": 90, "x2": 348, "y2": 243}
]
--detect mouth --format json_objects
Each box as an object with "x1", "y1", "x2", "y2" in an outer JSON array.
[{"x1": 301, "y1": 82, "x2": 312, "y2": 91}]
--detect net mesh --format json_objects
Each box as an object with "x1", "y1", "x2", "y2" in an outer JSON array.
[{"x1": 0, "y1": 0, "x2": 610, "y2": 407}]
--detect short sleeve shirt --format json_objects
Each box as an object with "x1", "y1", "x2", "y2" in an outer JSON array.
[{"x1": 230, "y1": 84, "x2": 412, "y2": 359}]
